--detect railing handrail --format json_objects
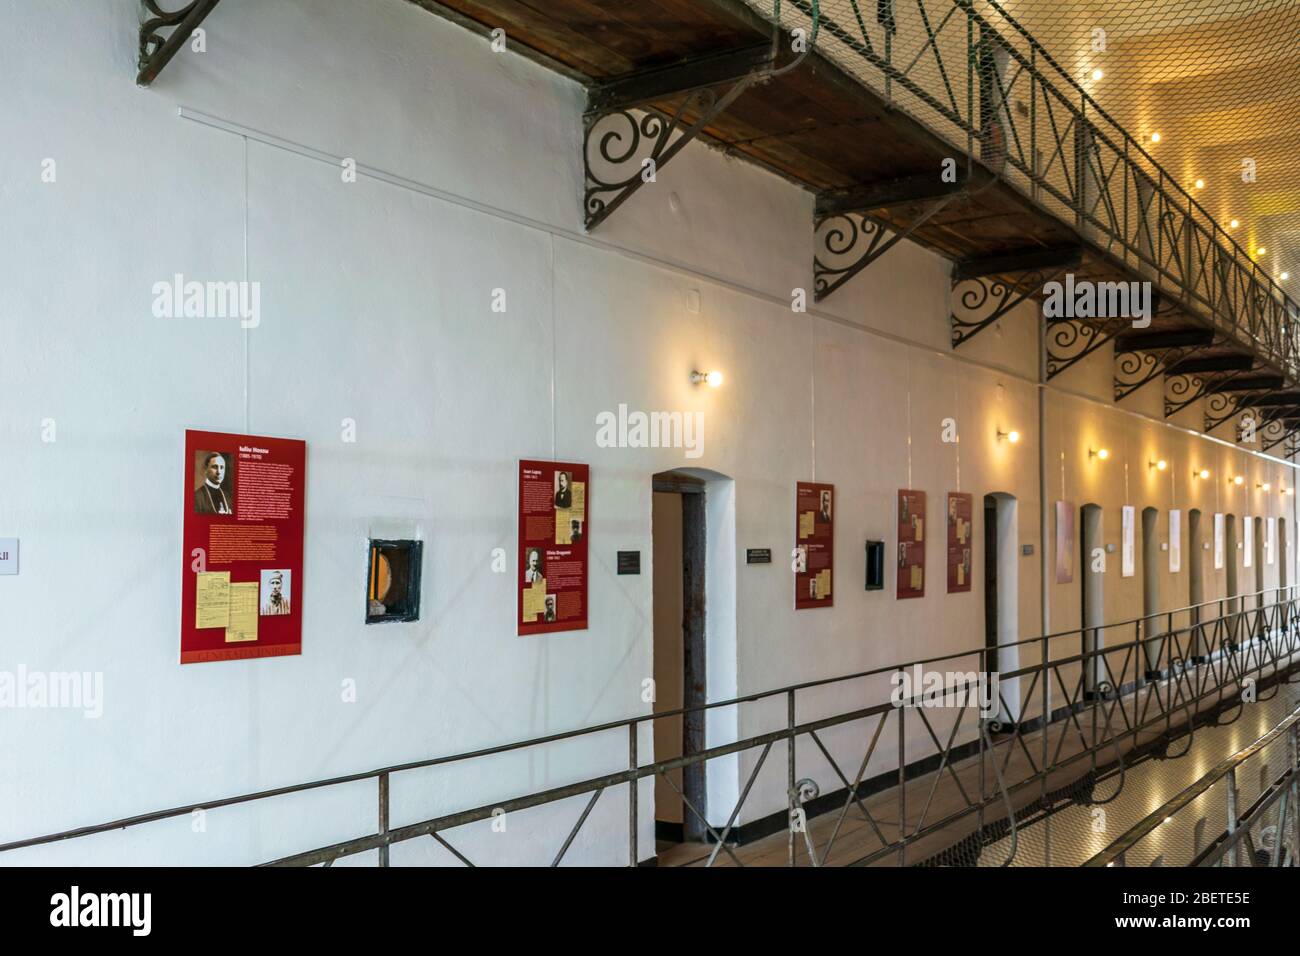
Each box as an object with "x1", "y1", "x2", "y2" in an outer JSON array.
[
  {"x1": 784, "y1": 0, "x2": 1300, "y2": 373},
  {"x1": 4, "y1": 588, "x2": 1296, "y2": 858},
  {"x1": 1083, "y1": 702, "x2": 1300, "y2": 867}
]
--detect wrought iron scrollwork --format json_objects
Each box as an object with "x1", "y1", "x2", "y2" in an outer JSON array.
[
  {"x1": 1044, "y1": 318, "x2": 1127, "y2": 380},
  {"x1": 138, "y1": 0, "x2": 221, "y2": 86},
  {"x1": 1114, "y1": 349, "x2": 1163, "y2": 402},
  {"x1": 950, "y1": 264, "x2": 1066, "y2": 349},
  {"x1": 1164, "y1": 372, "x2": 1208, "y2": 418},
  {"x1": 1204, "y1": 390, "x2": 1251, "y2": 433}
]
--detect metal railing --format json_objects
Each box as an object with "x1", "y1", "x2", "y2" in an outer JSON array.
[
  {"x1": 768, "y1": 0, "x2": 1300, "y2": 378},
  {"x1": 4, "y1": 588, "x2": 1299, "y2": 867},
  {"x1": 1086, "y1": 703, "x2": 1300, "y2": 867}
]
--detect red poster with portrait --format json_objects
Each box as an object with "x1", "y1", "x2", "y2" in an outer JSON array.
[
  {"x1": 898, "y1": 489, "x2": 926, "y2": 599},
  {"x1": 518, "y1": 460, "x2": 589, "y2": 635},
  {"x1": 946, "y1": 492, "x2": 973, "y2": 593},
  {"x1": 180, "y1": 429, "x2": 306, "y2": 664},
  {"x1": 795, "y1": 482, "x2": 834, "y2": 609}
]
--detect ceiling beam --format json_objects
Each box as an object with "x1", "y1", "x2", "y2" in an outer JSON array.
[
  {"x1": 815, "y1": 168, "x2": 994, "y2": 219},
  {"x1": 1166, "y1": 354, "x2": 1255, "y2": 376},
  {"x1": 1114, "y1": 328, "x2": 1215, "y2": 352},
  {"x1": 1209, "y1": 374, "x2": 1285, "y2": 392},
  {"x1": 953, "y1": 245, "x2": 1082, "y2": 281},
  {"x1": 586, "y1": 44, "x2": 774, "y2": 114}
]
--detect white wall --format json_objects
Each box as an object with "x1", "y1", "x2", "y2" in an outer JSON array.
[{"x1": 1, "y1": 0, "x2": 1296, "y2": 864}]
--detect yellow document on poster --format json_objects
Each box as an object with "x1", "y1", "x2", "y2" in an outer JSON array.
[
  {"x1": 799, "y1": 511, "x2": 814, "y2": 540},
  {"x1": 570, "y1": 482, "x2": 586, "y2": 520},
  {"x1": 195, "y1": 571, "x2": 231, "y2": 629},
  {"x1": 816, "y1": 568, "x2": 831, "y2": 599},
  {"x1": 522, "y1": 578, "x2": 546, "y2": 621},
  {"x1": 224, "y1": 582, "x2": 259, "y2": 643},
  {"x1": 555, "y1": 508, "x2": 573, "y2": 544},
  {"x1": 914, "y1": 517, "x2": 924, "y2": 542},
  {"x1": 957, "y1": 563, "x2": 965, "y2": 586},
  {"x1": 911, "y1": 565, "x2": 923, "y2": 590}
]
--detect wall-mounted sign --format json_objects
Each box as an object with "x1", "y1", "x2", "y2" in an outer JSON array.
[
  {"x1": 1214, "y1": 513, "x2": 1225, "y2": 570},
  {"x1": 617, "y1": 551, "x2": 641, "y2": 575},
  {"x1": 1244, "y1": 515, "x2": 1254, "y2": 568},
  {"x1": 181, "y1": 430, "x2": 306, "y2": 664},
  {"x1": 518, "y1": 460, "x2": 589, "y2": 635},
  {"x1": 1055, "y1": 501, "x2": 1075, "y2": 584},
  {"x1": 746, "y1": 548, "x2": 772, "y2": 565},
  {"x1": 1021, "y1": 544, "x2": 1034, "y2": 556},
  {"x1": 795, "y1": 482, "x2": 833, "y2": 609},
  {"x1": 1267, "y1": 517, "x2": 1277, "y2": 565},
  {"x1": 0, "y1": 538, "x2": 16, "y2": 575},
  {"x1": 1169, "y1": 510, "x2": 1181, "y2": 573},
  {"x1": 898, "y1": 489, "x2": 926, "y2": 599},
  {"x1": 1121, "y1": 505, "x2": 1135, "y2": 578},
  {"x1": 946, "y1": 492, "x2": 972, "y2": 593}
]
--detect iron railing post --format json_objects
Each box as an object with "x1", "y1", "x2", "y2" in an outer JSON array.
[
  {"x1": 378, "y1": 771, "x2": 389, "y2": 868},
  {"x1": 628, "y1": 721, "x2": 638, "y2": 867},
  {"x1": 787, "y1": 688, "x2": 796, "y2": 867}
]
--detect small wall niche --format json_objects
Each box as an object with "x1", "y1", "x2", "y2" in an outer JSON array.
[{"x1": 366, "y1": 539, "x2": 423, "y2": 624}]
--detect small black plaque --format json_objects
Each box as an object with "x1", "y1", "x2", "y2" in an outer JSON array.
[
  {"x1": 617, "y1": 551, "x2": 641, "y2": 575},
  {"x1": 1021, "y1": 544, "x2": 1034, "y2": 556},
  {"x1": 746, "y1": 548, "x2": 772, "y2": 565}
]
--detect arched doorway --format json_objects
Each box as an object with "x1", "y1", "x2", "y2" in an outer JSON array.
[
  {"x1": 983, "y1": 493, "x2": 1019, "y2": 725},
  {"x1": 1141, "y1": 507, "x2": 1162, "y2": 677},
  {"x1": 1081, "y1": 503, "x2": 1105, "y2": 695}
]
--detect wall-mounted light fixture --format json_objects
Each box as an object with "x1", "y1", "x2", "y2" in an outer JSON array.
[
  {"x1": 690, "y1": 370, "x2": 723, "y2": 387},
  {"x1": 997, "y1": 429, "x2": 1020, "y2": 443},
  {"x1": 1089, "y1": 447, "x2": 1110, "y2": 460},
  {"x1": 1150, "y1": 459, "x2": 1167, "y2": 471},
  {"x1": 1284, "y1": 487, "x2": 1295, "y2": 496},
  {"x1": 1233, "y1": 474, "x2": 1245, "y2": 486},
  {"x1": 1259, "y1": 482, "x2": 1272, "y2": 492},
  {"x1": 1196, "y1": 468, "x2": 1211, "y2": 480}
]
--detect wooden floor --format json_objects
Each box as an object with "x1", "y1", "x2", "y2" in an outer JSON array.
[{"x1": 655, "y1": 664, "x2": 1300, "y2": 867}]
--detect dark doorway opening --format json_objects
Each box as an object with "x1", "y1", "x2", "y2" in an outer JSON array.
[{"x1": 651, "y1": 472, "x2": 706, "y2": 844}]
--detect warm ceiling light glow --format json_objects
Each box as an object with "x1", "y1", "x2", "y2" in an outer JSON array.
[
  {"x1": 1230, "y1": 219, "x2": 1240, "y2": 229},
  {"x1": 1233, "y1": 475, "x2": 1245, "y2": 486},
  {"x1": 1150, "y1": 132, "x2": 1161, "y2": 143},
  {"x1": 1257, "y1": 247, "x2": 1267, "y2": 255},
  {"x1": 1197, "y1": 469, "x2": 1211, "y2": 480},
  {"x1": 1150, "y1": 459, "x2": 1167, "y2": 471},
  {"x1": 1090, "y1": 447, "x2": 1109, "y2": 460},
  {"x1": 1091, "y1": 68, "x2": 1104, "y2": 81},
  {"x1": 998, "y1": 428, "x2": 1020, "y2": 443},
  {"x1": 1194, "y1": 178, "x2": 1205, "y2": 190},
  {"x1": 690, "y1": 370, "x2": 723, "y2": 387}
]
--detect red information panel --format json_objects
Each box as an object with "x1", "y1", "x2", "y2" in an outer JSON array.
[
  {"x1": 947, "y1": 492, "x2": 973, "y2": 593},
  {"x1": 181, "y1": 430, "x2": 306, "y2": 664},
  {"x1": 518, "y1": 460, "x2": 589, "y2": 635},
  {"x1": 795, "y1": 482, "x2": 834, "y2": 609},
  {"x1": 897, "y1": 489, "x2": 926, "y2": 599}
]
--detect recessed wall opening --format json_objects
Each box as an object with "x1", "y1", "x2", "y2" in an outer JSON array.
[
  {"x1": 1252, "y1": 515, "x2": 1266, "y2": 606},
  {"x1": 1080, "y1": 503, "x2": 1105, "y2": 696},
  {"x1": 1189, "y1": 509, "x2": 1205, "y2": 661},
  {"x1": 983, "y1": 493, "x2": 1019, "y2": 726},
  {"x1": 651, "y1": 472, "x2": 706, "y2": 844},
  {"x1": 1141, "y1": 507, "x2": 1162, "y2": 677}
]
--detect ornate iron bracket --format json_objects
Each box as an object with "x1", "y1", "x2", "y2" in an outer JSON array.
[
  {"x1": 1261, "y1": 421, "x2": 1300, "y2": 454},
  {"x1": 1163, "y1": 373, "x2": 1207, "y2": 418},
  {"x1": 1204, "y1": 390, "x2": 1256, "y2": 433},
  {"x1": 584, "y1": 77, "x2": 759, "y2": 231},
  {"x1": 1114, "y1": 339, "x2": 1210, "y2": 402},
  {"x1": 1044, "y1": 318, "x2": 1128, "y2": 380},
  {"x1": 950, "y1": 262, "x2": 1072, "y2": 349},
  {"x1": 813, "y1": 193, "x2": 960, "y2": 302},
  {"x1": 138, "y1": 0, "x2": 222, "y2": 87}
]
